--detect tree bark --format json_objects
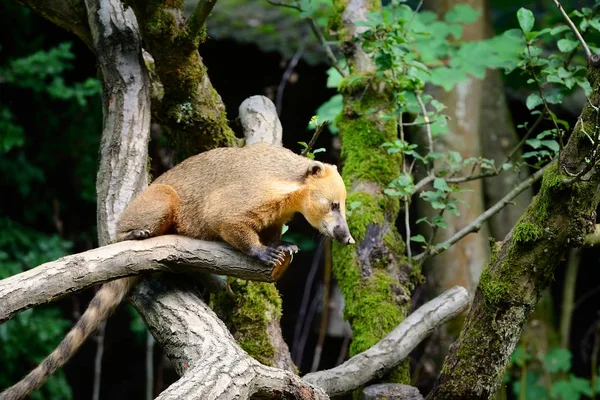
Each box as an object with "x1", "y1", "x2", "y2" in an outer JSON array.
[
  {"x1": 422, "y1": 0, "x2": 489, "y2": 298},
  {"x1": 330, "y1": 0, "x2": 414, "y2": 385},
  {"x1": 85, "y1": 0, "x2": 151, "y2": 245},
  {"x1": 0, "y1": 235, "x2": 289, "y2": 323},
  {"x1": 303, "y1": 287, "x2": 468, "y2": 397},
  {"x1": 128, "y1": 0, "x2": 237, "y2": 159},
  {"x1": 428, "y1": 56, "x2": 600, "y2": 400}
]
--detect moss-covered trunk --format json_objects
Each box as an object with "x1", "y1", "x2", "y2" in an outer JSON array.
[
  {"x1": 427, "y1": 56, "x2": 600, "y2": 399},
  {"x1": 129, "y1": 0, "x2": 236, "y2": 159},
  {"x1": 332, "y1": 0, "x2": 415, "y2": 385}
]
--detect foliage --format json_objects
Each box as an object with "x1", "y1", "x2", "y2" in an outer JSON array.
[
  {"x1": 0, "y1": 2, "x2": 102, "y2": 397},
  {"x1": 0, "y1": 219, "x2": 73, "y2": 400},
  {"x1": 506, "y1": 345, "x2": 600, "y2": 400}
]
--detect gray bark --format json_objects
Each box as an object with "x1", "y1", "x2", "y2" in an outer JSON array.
[
  {"x1": 85, "y1": 0, "x2": 151, "y2": 245},
  {"x1": 130, "y1": 276, "x2": 328, "y2": 400},
  {"x1": 0, "y1": 235, "x2": 281, "y2": 323},
  {"x1": 303, "y1": 287, "x2": 469, "y2": 397},
  {"x1": 362, "y1": 384, "x2": 424, "y2": 400}
]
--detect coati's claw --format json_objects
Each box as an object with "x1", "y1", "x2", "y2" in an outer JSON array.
[
  {"x1": 272, "y1": 241, "x2": 299, "y2": 255},
  {"x1": 256, "y1": 247, "x2": 287, "y2": 267}
]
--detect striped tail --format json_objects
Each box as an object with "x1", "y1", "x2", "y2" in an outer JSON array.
[{"x1": 0, "y1": 277, "x2": 137, "y2": 400}]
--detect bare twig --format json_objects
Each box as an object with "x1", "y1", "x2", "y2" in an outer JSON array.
[
  {"x1": 187, "y1": 0, "x2": 218, "y2": 37},
  {"x1": 307, "y1": 18, "x2": 348, "y2": 77},
  {"x1": 277, "y1": 37, "x2": 307, "y2": 116},
  {"x1": 265, "y1": 0, "x2": 347, "y2": 77},
  {"x1": 553, "y1": 0, "x2": 592, "y2": 59},
  {"x1": 301, "y1": 120, "x2": 329, "y2": 156},
  {"x1": 92, "y1": 320, "x2": 106, "y2": 400},
  {"x1": 415, "y1": 91, "x2": 433, "y2": 156},
  {"x1": 266, "y1": 0, "x2": 301, "y2": 10},
  {"x1": 146, "y1": 330, "x2": 155, "y2": 400},
  {"x1": 311, "y1": 239, "x2": 332, "y2": 372},
  {"x1": 0, "y1": 235, "x2": 289, "y2": 323},
  {"x1": 414, "y1": 162, "x2": 550, "y2": 262},
  {"x1": 560, "y1": 248, "x2": 581, "y2": 348},
  {"x1": 303, "y1": 286, "x2": 470, "y2": 397}
]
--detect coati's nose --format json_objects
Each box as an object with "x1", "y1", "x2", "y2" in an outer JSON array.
[{"x1": 333, "y1": 225, "x2": 355, "y2": 245}]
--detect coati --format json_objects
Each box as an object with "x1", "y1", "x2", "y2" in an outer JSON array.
[{"x1": 1, "y1": 142, "x2": 354, "y2": 400}]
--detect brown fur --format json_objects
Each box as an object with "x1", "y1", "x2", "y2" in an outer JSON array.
[{"x1": 1, "y1": 143, "x2": 352, "y2": 399}]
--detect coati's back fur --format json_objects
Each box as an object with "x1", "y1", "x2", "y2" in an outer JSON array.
[{"x1": 1, "y1": 143, "x2": 353, "y2": 399}]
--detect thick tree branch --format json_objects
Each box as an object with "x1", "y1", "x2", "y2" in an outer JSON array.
[
  {"x1": 13, "y1": 0, "x2": 92, "y2": 49},
  {"x1": 85, "y1": 0, "x2": 151, "y2": 244},
  {"x1": 303, "y1": 286, "x2": 469, "y2": 397},
  {"x1": 130, "y1": 276, "x2": 328, "y2": 400},
  {"x1": 0, "y1": 236, "x2": 284, "y2": 324}
]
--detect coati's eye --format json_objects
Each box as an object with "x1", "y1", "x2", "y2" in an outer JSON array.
[{"x1": 331, "y1": 202, "x2": 340, "y2": 211}]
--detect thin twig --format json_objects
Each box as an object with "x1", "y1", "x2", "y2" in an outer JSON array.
[
  {"x1": 146, "y1": 330, "x2": 155, "y2": 400},
  {"x1": 415, "y1": 91, "x2": 434, "y2": 173},
  {"x1": 277, "y1": 36, "x2": 307, "y2": 116},
  {"x1": 265, "y1": 0, "x2": 347, "y2": 77},
  {"x1": 291, "y1": 241, "x2": 324, "y2": 361},
  {"x1": 560, "y1": 248, "x2": 580, "y2": 348},
  {"x1": 413, "y1": 162, "x2": 550, "y2": 262},
  {"x1": 565, "y1": 4, "x2": 600, "y2": 65},
  {"x1": 552, "y1": 0, "x2": 592, "y2": 59},
  {"x1": 301, "y1": 120, "x2": 329, "y2": 156},
  {"x1": 311, "y1": 239, "x2": 332, "y2": 372},
  {"x1": 92, "y1": 319, "x2": 106, "y2": 400},
  {"x1": 307, "y1": 18, "x2": 348, "y2": 77},
  {"x1": 266, "y1": 0, "x2": 301, "y2": 10},
  {"x1": 187, "y1": 0, "x2": 218, "y2": 37},
  {"x1": 402, "y1": 0, "x2": 423, "y2": 36}
]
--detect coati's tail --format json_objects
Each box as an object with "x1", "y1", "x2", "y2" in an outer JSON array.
[{"x1": 0, "y1": 277, "x2": 137, "y2": 400}]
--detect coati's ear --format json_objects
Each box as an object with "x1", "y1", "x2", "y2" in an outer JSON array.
[{"x1": 307, "y1": 161, "x2": 326, "y2": 177}]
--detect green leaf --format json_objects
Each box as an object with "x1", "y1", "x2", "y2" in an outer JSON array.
[
  {"x1": 411, "y1": 234, "x2": 427, "y2": 243},
  {"x1": 551, "y1": 375, "x2": 593, "y2": 400},
  {"x1": 543, "y1": 348, "x2": 572, "y2": 373},
  {"x1": 550, "y1": 25, "x2": 571, "y2": 35},
  {"x1": 444, "y1": 4, "x2": 480, "y2": 24},
  {"x1": 526, "y1": 93, "x2": 543, "y2": 110},
  {"x1": 517, "y1": 8, "x2": 535, "y2": 33},
  {"x1": 433, "y1": 178, "x2": 451, "y2": 192},
  {"x1": 557, "y1": 38, "x2": 579, "y2": 53}
]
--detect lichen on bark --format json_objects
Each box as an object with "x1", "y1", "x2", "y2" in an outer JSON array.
[{"x1": 428, "y1": 57, "x2": 600, "y2": 400}]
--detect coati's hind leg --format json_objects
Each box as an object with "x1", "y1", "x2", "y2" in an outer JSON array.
[
  {"x1": 219, "y1": 221, "x2": 289, "y2": 267},
  {"x1": 116, "y1": 183, "x2": 180, "y2": 242}
]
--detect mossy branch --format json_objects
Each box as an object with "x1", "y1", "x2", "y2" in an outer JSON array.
[{"x1": 415, "y1": 162, "x2": 549, "y2": 262}]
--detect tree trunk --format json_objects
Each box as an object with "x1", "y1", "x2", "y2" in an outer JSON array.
[
  {"x1": 330, "y1": 0, "x2": 415, "y2": 385},
  {"x1": 428, "y1": 57, "x2": 600, "y2": 400}
]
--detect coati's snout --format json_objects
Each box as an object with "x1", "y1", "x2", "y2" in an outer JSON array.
[
  {"x1": 331, "y1": 221, "x2": 355, "y2": 245},
  {"x1": 301, "y1": 160, "x2": 356, "y2": 246}
]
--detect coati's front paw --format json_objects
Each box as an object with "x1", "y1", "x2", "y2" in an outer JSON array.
[
  {"x1": 120, "y1": 229, "x2": 151, "y2": 241},
  {"x1": 254, "y1": 247, "x2": 287, "y2": 267}
]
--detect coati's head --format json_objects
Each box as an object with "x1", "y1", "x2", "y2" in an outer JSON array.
[{"x1": 300, "y1": 161, "x2": 355, "y2": 245}]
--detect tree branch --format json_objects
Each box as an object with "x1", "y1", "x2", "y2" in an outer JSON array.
[
  {"x1": 302, "y1": 286, "x2": 469, "y2": 397},
  {"x1": 553, "y1": 0, "x2": 592, "y2": 59},
  {"x1": 187, "y1": 0, "x2": 218, "y2": 38},
  {"x1": 0, "y1": 235, "x2": 285, "y2": 324},
  {"x1": 414, "y1": 162, "x2": 549, "y2": 262},
  {"x1": 129, "y1": 276, "x2": 328, "y2": 400}
]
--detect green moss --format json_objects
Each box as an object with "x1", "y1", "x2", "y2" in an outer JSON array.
[
  {"x1": 513, "y1": 221, "x2": 544, "y2": 245},
  {"x1": 338, "y1": 117, "x2": 400, "y2": 186},
  {"x1": 383, "y1": 231, "x2": 405, "y2": 259},
  {"x1": 479, "y1": 267, "x2": 512, "y2": 308},
  {"x1": 212, "y1": 280, "x2": 283, "y2": 367}
]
